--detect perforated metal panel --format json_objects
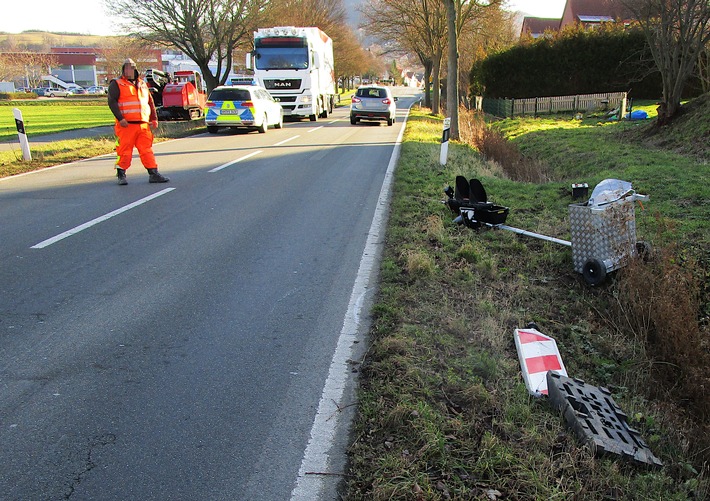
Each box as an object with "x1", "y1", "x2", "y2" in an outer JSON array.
[{"x1": 568, "y1": 200, "x2": 637, "y2": 274}]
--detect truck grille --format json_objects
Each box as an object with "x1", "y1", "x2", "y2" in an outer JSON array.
[{"x1": 263, "y1": 79, "x2": 301, "y2": 90}]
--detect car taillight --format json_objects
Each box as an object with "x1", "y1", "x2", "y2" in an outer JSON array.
[
  {"x1": 382, "y1": 98, "x2": 392, "y2": 105},
  {"x1": 206, "y1": 102, "x2": 216, "y2": 107},
  {"x1": 241, "y1": 101, "x2": 254, "y2": 107},
  {"x1": 352, "y1": 97, "x2": 361, "y2": 103}
]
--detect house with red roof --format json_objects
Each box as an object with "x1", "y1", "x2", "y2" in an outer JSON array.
[{"x1": 520, "y1": 0, "x2": 635, "y2": 38}]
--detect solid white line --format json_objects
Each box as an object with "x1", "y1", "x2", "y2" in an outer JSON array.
[
  {"x1": 274, "y1": 135, "x2": 300, "y2": 146},
  {"x1": 290, "y1": 107, "x2": 410, "y2": 501},
  {"x1": 208, "y1": 150, "x2": 263, "y2": 172},
  {"x1": 31, "y1": 188, "x2": 176, "y2": 249}
]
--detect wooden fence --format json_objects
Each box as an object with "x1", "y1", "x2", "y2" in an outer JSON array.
[{"x1": 475, "y1": 91, "x2": 628, "y2": 118}]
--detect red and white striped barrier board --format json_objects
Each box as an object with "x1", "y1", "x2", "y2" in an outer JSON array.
[{"x1": 514, "y1": 327, "x2": 567, "y2": 397}]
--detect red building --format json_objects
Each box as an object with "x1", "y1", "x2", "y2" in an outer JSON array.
[{"x1": 47, "y1": 47, "x2": 163, "y2": 87}]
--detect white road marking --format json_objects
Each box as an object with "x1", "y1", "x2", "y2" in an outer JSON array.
[
  {"x1": 208, "y1": 150, "x2": 263, "y2": 172},
  {"x1": 274, "y1": 135, "x2": 300, "y2": 146},
  {"x1": 31, "y1": 188, "x2": 175, "y2": 249},
  {"x1": 290, "y1": 109, "x2": 409, "y2": 501}
]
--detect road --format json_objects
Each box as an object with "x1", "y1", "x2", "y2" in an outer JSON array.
[{"x1": 0, "y1": 89, "x2": 421, "y2": 500}]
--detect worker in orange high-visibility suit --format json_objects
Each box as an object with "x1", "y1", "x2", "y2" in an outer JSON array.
[{"x1": 107, "y1": 58, "x2": 169, "y2": 185}]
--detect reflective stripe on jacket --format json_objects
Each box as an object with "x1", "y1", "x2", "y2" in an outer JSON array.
[{"x1": 116, "y1": 77, "x2": 151, "y2": 123}]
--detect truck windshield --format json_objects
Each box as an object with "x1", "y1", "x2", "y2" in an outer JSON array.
[{"x1": 255, "y1": 48, "x2": 309, "y2": 70}]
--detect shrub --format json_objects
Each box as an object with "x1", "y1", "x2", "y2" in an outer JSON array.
[
  {"x1": 458, "y1": 106, "x2": 548, "y2": 183},
  {"x1": 0, "y1": 92, "x2": 38, "y2": 101},
  {"x1": 608, "y1": 238, "x2": 709, "y2": 461}
]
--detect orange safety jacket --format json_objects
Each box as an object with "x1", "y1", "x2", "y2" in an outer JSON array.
[{"x1": 115, "y1": 77, "x2": 152, "y2": 123}]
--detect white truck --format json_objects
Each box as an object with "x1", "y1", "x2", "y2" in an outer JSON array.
[{"x1": 247, "y1": 26, "x2": 336, "y2": 121}]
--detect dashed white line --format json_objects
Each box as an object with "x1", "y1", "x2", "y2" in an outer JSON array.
[
  {"x1": 208, "y1": 150, "x2": 263, "y2": 172},
  {"x1": 274, "y1": 135, "x2": 301, "y2": 146},
  {"x1": 31, "y1": 188, "x2": 175, "y2": 249}
]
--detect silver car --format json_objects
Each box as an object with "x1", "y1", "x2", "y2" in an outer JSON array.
[
  {"x1": 44, "y1": 87, "x2": 71, "y2": 98},
  {"x1": 350, "y1": 85, "x2": 398, "y2": 126}
]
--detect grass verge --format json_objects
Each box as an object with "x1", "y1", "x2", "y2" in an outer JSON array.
[
  {"x1": 345, "y1": 105, "x2": 708, "y2": 500},
  {"x1": 0, "y1": 99, "x2": 114, "y2": 140}
]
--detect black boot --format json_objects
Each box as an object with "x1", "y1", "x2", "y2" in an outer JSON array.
[
  {"x1": 147, "y1": 168, "x2": 169, "y2": 183},
  {"x1": 117, "y1": 168, "x2": 127, "y2": 185}
]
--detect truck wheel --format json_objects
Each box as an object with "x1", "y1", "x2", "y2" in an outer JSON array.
[{"x1": 582, "y1": 259, "x2": 607, "y2": 286}]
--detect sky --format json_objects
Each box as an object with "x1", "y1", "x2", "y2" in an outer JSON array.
[{"x1": 0, "y1": 0, "x2": 568, "y2": 37}]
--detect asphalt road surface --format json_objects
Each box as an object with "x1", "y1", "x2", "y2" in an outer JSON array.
[{"x1": 0, "y1": 89, "x2": 421, "y2": 500}]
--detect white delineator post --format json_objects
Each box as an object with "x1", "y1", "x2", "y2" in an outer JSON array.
[
  {"x1": 439, "y1": 117, "x2": 450, "y2": 165},
  {"x1": 13, "y1": 108, "x2": 32, "y2": 161}
]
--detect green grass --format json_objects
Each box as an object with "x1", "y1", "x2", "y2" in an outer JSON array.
[
  {"x1": 345, "y1": 104, "x2": 709, "y2": 500},
  {"x1": 0, "y1": 99, "x2": 115, "y2": 141}
]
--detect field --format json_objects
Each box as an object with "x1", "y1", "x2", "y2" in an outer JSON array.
[
  {"x1": 345, "y1": 98, "x2": 709, "y2": 499},
  {"x1": 0, "y1": 99, "x2": 115, "y2": 141}
]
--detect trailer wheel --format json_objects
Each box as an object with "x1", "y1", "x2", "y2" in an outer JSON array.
[
  {"x1": 636, "y1": 241, "x2": 653, "y2": 261},
  {"x1": 582, "y1": 259, "x2": 607, "y2": 286}
]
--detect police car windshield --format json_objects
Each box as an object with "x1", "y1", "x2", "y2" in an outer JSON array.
[{"x1": 255, "y1": 48, "x2": 309, "y2": 70}]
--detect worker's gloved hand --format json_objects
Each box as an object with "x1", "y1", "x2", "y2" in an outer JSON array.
[
  {"x1": 150, "y1": 120, "x2": 158, "y2": 129},
  {"x1": 118, "y1": 118, "x2": 128, "y2": 127}
]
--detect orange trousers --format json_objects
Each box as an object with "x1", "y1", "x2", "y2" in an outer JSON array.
[{"x1": 114, "y1": 122, "x2": 157, "y2": 170}]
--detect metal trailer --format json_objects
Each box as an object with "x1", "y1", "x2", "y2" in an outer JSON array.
[{"x1": 450, "y1": 179, "x2": 649, "y2": 286}]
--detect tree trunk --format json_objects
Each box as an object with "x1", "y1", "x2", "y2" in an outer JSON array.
[
  {"x1": 418, "y1": 55, "x2": 433, "y2": 109},
  {"x1": 432, "y1": 50, "x2": 442, "y2": 115},
  {"x1": 446, "y1": 0, "x2": 459, "y2": 140},
  {"x1": 201, "y1": 65, "x2": 220, "y2": 93}
]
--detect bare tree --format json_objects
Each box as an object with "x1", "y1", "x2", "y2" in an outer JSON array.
[
  {"x1": 262, "y1": 0, "x2": 347, "y2": 36},
  {"x1": 105, "y1": 0, "x2": 268, "y2": 92},
  {"x1": 445, "y1": 0, "x2": 501, "y2": 140},
  {"x1": 625, "y1": 0, "x2": 710, "y2": 123},
  {"x1": 97, "y1": 38, "x2": 164, "y2": 82},
  {"x1": 361, "y1": 0, "x2": 447, "y2": 113},
  {"x1": 326, "y1": 25, "x2": 377, "y2": 91},
  {"x1": 701, "y1": 41, "x2": 710, "y2": 93},
  {"x1": 0, "y1": 52, "x2": 58, "y2": 88},
  {"x1": 457, "y1": 3, "x2": 516, "y2": 107}
]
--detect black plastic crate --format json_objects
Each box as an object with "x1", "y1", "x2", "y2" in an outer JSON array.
[{"x1": 547, "y1": 372, "x2": 663, "y2": 468}]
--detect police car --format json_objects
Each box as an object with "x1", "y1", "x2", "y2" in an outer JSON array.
[{"x1": 205, "y1": 83, "x2": 284, "y2": 134}]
